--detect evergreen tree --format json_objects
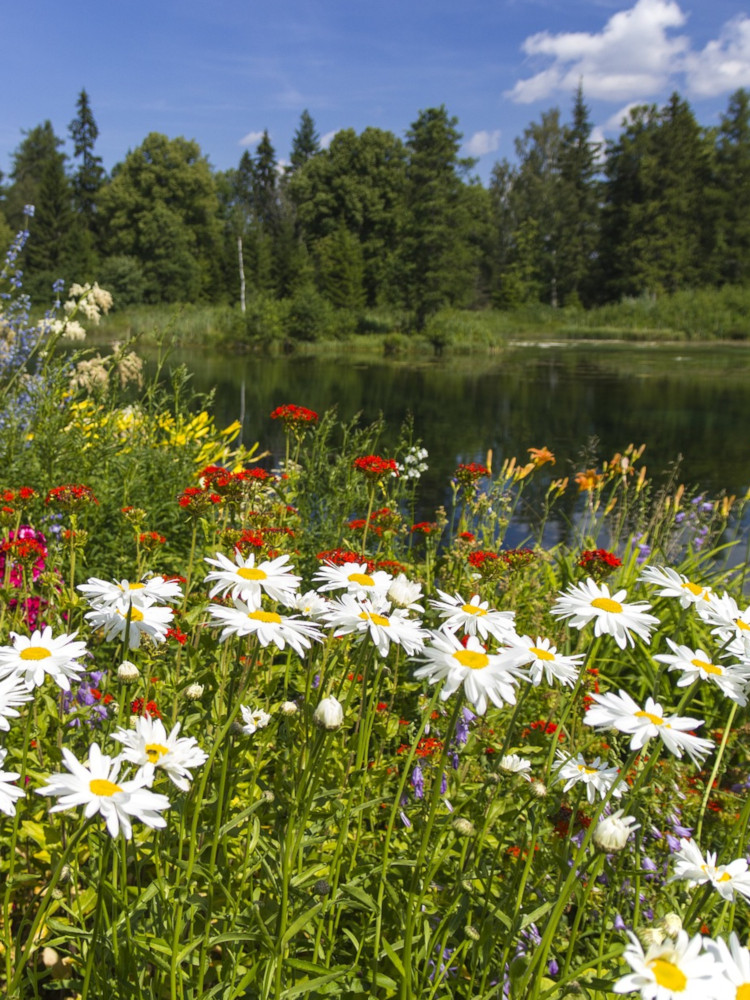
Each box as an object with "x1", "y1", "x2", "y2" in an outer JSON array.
[
  {"x1": 557, "y1": 85, "x2": 601, "y2": 305},
  {"x1": 289, "y1": 110, "x2": 320, "y2": 173},
  {"x1": 24, "y1": 155, "x2": 77, "y2": 293},
  {"x1": 252, "y1": 130, "x2": 278, "y2": 228},
  {"x1": 68, "y1": 89, "x2": 104, "y2": 223},
  {"x1": 316, "y1": 222, "x2": 366, "y2": 310},
  {"x1": 713, "y1": 89, "x2": 750, "y2": 284},
  {"x1": 4, "y1": 121, "x2": 64, "y2": 228},
  {"x1": 400, "y1": 106, "x2": 478, "y2": 328}
]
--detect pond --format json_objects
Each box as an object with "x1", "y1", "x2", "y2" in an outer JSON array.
[{"x1": 157, "y1": 339, "x2": 750, "y2": 551}]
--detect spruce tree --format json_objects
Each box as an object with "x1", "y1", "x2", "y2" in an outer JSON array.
[
  {"x1": 68, "y1": 89, "x2": 104, "y2": 223},
  {"x1": 289, "y1": 110, "x2": 320, "y2": 173},
  {"x1": 713, "y1": 89, "x2": 750, "y2": 284}
]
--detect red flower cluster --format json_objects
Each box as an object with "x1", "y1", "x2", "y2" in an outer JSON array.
[
  {"x1": 178, "y1": 485, "x2": 222, "y2": 512},
  {"x1": 1, "y1": 487, "x2": 37, "y2": 509},
  {"x1": 375, "y1": 559, "x2": 408, "y2": 575},
  {"x1": 166, "y1": 626, "x2": 188, "y2": 645},
  {"x1": 45, "y1": 484, "x2": 99, "y2": 508},
  {"x1": 578, "y1": 548, "x2": 622, "y2": 579},
  {"x1": 139, "y1": 531, "x2": 166, "y2": 549},
  {"x1": 348, "y1": 507, "x2": 395, "y2": 536},
  {"x1": 0, "y1": 535, "x2": 47, "y2": 566},
  {"x1": 316, "y1": 548, "x2": 373, "y2": 569},
  {"x1": 455, "y1": 462, "x2": 489, "y2": 488},
  {"x1": 411, "y1": 521, "x2": 437, "y2": 535},
  {"x1": 467, "y1": 550, "x2": 498, "y2": 570},
  {"x1": 501, "y1": 548, "x2": 536, "y2": 570},
  {"x1": 270, "y1": 403, "x2": 319, "y2": 428},
  {"x1": 131, "y1": 698, "x2": 162, "y2": 718},
  {"x1": 398, "y1": 736, "x2": 444, "y2": 758},
  {"x1": 353, "y1": 455, "x2": 399, "y2": 480}
]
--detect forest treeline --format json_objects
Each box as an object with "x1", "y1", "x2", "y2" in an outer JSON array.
[{"x1": 1, "y1": 86, "x2": 749, "y2": 336}]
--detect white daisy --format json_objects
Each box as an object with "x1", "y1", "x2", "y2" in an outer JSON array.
[
  {"x1": 208, "y1": 599, "x2": 324, "y2": 654},
  {"x1": 653, "y1": 639, "x2": 750, "y2": 705},
  {"x1": 499, "y1": 634, "x2": 584, "y2": 687},
  {"x1": 239, "y1": 705, "x2": 272, "y2": 735},
  {"x1": 613, "y1": 929, "x2": 724, "y2": 998},
  {"x1": 0, "y1": 672, "x2": 35, "y2": 730},
  {"x1": 323, "y1": 594, "x2": 427, "y2": 658},
  {"x1": 638, "y1": 565, "x2": 713, "y2": 608},
  {"x1": 287, "y1": 589, "x2": 332, "y2": 620},
  {"x1": 671, "y1": 838, "x2": 750, "y2": 902},
  {"x1": 584, "y1": 690, "x2": 713, "y2": 766},
  {"x1": 203, "y1": 551, "x2": 301, "y2": 608},
  {"x1": 37, "y1": 743, "x2": 170, "y2": 839},
  {"x1": 0, "y1": 627, "x2": 88, "y2": 691},
  {"x1": 698, "y1": 593, "x2": 750, "y2": 647},
  {"x1": 312, "y1": 561, "x2": 393, "y2": 598},
  {"x1": 0, "y1": 748, "x2": 25, "y2": 816},
  {"x1": 78, "y1": 575, "x2": 183, "y2": 608},
  {"x1": 499, "y1": 753, "x2": 532, "y2": 779},
  {"x1": 551, "y1": 578, "x2": 659, "y2": 649},
  {"x1": 429, "y1": 590, "x2": 516, "y2": 642},
  {"x1": 413, "y1": 631, "x2": 523, "y2": 715},
  {"x1": 84, "y1": 599, "x2": 174, "y2": 649},
  {"x1": 387, "y1": 574, "x2": 424, "y2": 612},
  {"x1": 553, "y1": 750, "x2": 623, "y2": 804},
  {"x1": 111, "y1": 716, "x2": 208, "y2": 792},
  {"x1": 705, "y1": 932, "x2": 750, "y2": 997}
]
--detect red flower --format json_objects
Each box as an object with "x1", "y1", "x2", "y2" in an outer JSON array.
[
  {"x1": 468, "y1": 550, "x2": 498, "y2": 569},
  {"x1": 455, "y1": 463, "x2": 489, "y2": 488},
  {"x1": 353, "y1": 455, "x2": 399, "y2": 480},
  {"x1": 45, "y1": 484, "x2": 99, "y2": 508},
  {"x1": 270, "y1": 404, "x2": 319, "y2": 429},
  {"x1": 578, "y1": 548, "x2": 622, "y2": 580},
  {"x1": 166, "y1": 627, "x2": 188, "y2": 646},
  {"x1": 411, "y1": 521, "x2": 435, "y2": 535},
  {"x1": 131, "y1": 697, "x2": 162, "y2": 719},
  {"x1": 316, "y1": 548, "x2": 368, "y2": 567}
]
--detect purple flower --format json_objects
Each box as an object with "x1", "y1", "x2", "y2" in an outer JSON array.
[
  {"x1": 614, "y1": 913, "x2": 626, "y2": 931},
  {"x1": 411, "y1": 763, "x2": 425, "y2": 800}
]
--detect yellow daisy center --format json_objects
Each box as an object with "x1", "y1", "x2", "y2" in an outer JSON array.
[
  {"x1": 577, "y1": 765, "x2": 599, "y2": 774},
  {"x1": 118, "y1": 607, "x2": 144, "y2": 621},
  {"x1": 530, "y1": 646, "x2": 554, "y2": 661},
  {"x1": 635, "y1": 710, "x2": 664, "y2": 726},
  {"x1": 145, "y1": 743, "x2": 169, "y2": 764},
  {"x1": 681, "y1": 581, "x2": 703, "y2": 595},
  {"x1": 737, "y1": 982, "x2": 750, "y2": 1000},
  {"x1": 248, "y1": 610, "x2": 282, "y2": 624},
  {"x1": 348, "y1": 572, "x2": 374, "y2": 586},
  {"x1": 19, "y1": 646, "x2": 52, "y2": 661},
  {"x1": 90, "y1": 778, "x2": 123, "y2": 797},
  {"x1": 461, "y1": 604, "x2": 487, "y2": 616},
  {"x1": 717, "y1": 871, "x2": 733, "y2": 882},
  {"x1": 648, "y1": 958, "x2": 686, "y2": 991},
  {"x1": 590, "y1": 597, "x2": 623, "y2": 614},
  {"x1": 691, "y1": 657, "x2": 721, "y2": 675},
  {"x1": 359, "y1": 612, "x2": 389, "y2": 627},
  {"x1": 127, "y1": 582, "x2": 146, "y2": 590},
  {"x1": 237, "y1": 567, "x2": 267, "y2": 581},
  {"x1": 453, "y1": 649, "x2": 490, "y2": 670},
  {"x1": 735, "y1": 618, "x2": 750, "y2": 632}
]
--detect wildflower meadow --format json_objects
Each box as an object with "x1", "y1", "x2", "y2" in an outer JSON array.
[{"x1": 2, "y1": 219, "x2": 750, "y2": 998}]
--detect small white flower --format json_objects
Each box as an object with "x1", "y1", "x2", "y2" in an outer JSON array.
[
  {"x1": 313, "y1": 696, "x2": 344, "y2": 731},
  {"x1": 185, "y1": 683, "x2": 204, "y2": 700},
  {"x1": 240, "y1": 706, "x2": 272, "y2": 736},
  {"x1": 698, "y1": 592, "x2": 750, "y2": 645},
  {"x1": 323, "y1": 594, "x2": 426, "y2": 658},
  {"x1": 37, "y1": 743, "x2": 170, "y2": 839},
  {"x1": 112, "y1": 716, "x2": 208, "y2": 792},
  {"x1": 117, "y1": 660, "x2": 140, "y2": 682},
  {"x1": 671, "y1": 838, "x2": 750, "y2": 902},
  {"x1": 85, "y1": 599, "x2": 174, "y2": 649},
  {"x1": 499, "y1": 634, "x2": 584, "y2": 688},
  {"x1": 593, "y1": 809, "x2": 639, "y2": 852},
  {"x1": 78, "y1": 575, "x2": 182, "y2": 609},
  {"x1": 387, "y1": 574, "x2": 424, "y2": 611},
  {"x1": 287, "y1": 589, "x2": 331, "y2": 620},
  {"x1": 653, "y1": 638, "x2": 750, "y2": 705},
  {"x1": 499, "y1": 754, "x2": 532, "y2": 779},
  {"x1": 551, "y1": 578, "x2": 659, "y2": 649},
  {"x1": 553, "y1": 750, "x2": 623, "y2": 804}
]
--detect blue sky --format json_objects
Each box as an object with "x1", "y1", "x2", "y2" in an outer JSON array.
[{"x1": 2, "y1": 0, "x2": 749, "y2": 185}]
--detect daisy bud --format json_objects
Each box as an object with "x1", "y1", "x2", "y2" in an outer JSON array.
[
  {"x1": 465, "y1": 925, "x2": 481, "y2": 941},
  {"x1": 41, "y1": 947, "x2": 59, "y2": 968},
  {"x1": 661, "y1": 912, "x2": 682, "y2": 937},
  {"x1": 117, "y1": 660, "x2": 140, "y2": 682},
  {"x1": 313, "y1": 878, "x2": 331, "y2": 896},
  {"x1": 638, "y1": 927, "x2": 665, "y2": 947},
  {"x1": 387, "y1": 574, "x2": 423, "y2": 609},
  {"x1": 313, "y1": 695, "x2": 344, "y2": 731},
  {"x1": 530, "y1": 780, "x2": 547, "y2": 798},
  {"x1": 593, "y1": 809, "x2": 639, "y2": 853},
  {"x1": 184, "y1": 683, "x2": 204, "y2": 701},
  {"x1": 280, "y1": 700, "x2": 299, "y2": 716},
  {"x1": 452, "y1": 817, "x2": 475, "y2": 837}
]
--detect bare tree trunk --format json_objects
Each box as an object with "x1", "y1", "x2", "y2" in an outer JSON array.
[{"x1": 237, "y1": 235, "x2": 246, "y2": 313}]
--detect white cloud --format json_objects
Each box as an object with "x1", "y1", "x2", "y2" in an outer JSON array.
[
  {"x1": 684, "y1": 15, "x2": 750, "y2": 97},
  {"x1": 508, "y1": 0, "x2": 688, "y2": 103},
  {"x1": 463, "y1": 129, "x2": 502, "y2": 157},
  {"x1": 320, "y1": 130, "x2": 338, "y2": 149},
  {"x1": 239, "y1": 130, "x2": 265, "y2": 147}
]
